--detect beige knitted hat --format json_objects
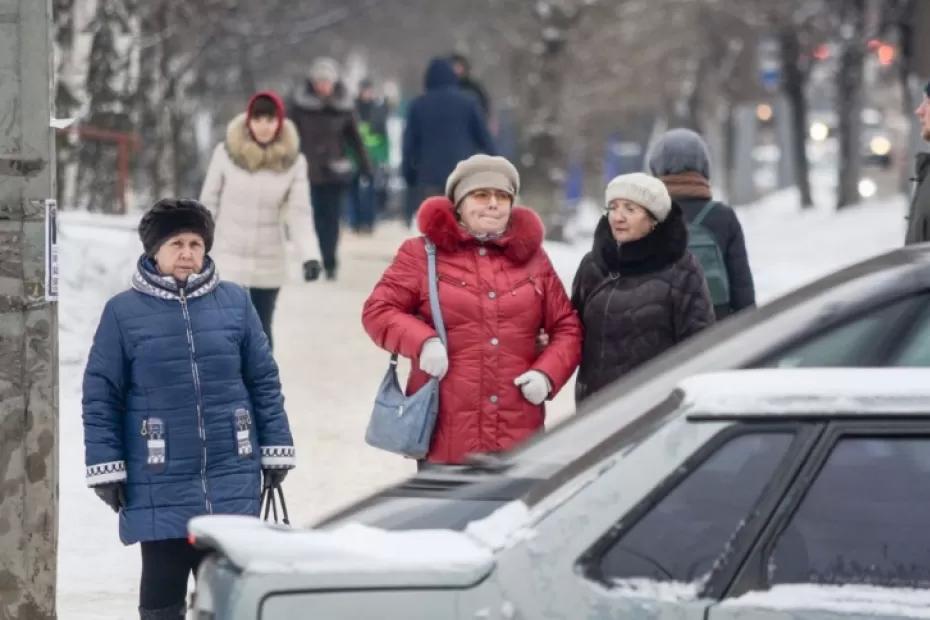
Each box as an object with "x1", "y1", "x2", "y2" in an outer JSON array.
[
  {"x1": 445, "y1": 154, "x2": 520, "y2": 206},
  {"x1": 604, "y1": 172, "x2": 672, "y2": 222}
]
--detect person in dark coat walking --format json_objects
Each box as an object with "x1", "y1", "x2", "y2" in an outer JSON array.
[
  {"x1": 82, "y1": 199, "x2": 296, "y2": 618},
  {"x1": 449, "y1": 53, "x2": 491, "y2": 121},
  {"x1": 648, "y1": 128, "x2": 755, "y2": 319},
  {"x1": 402, "y1": 57, "x2": 495, "y2": 227},
  {"x1": 572, "y1": 173, "x2": 715, "y2": 404},
  {"x1": 906, "y1": 80, "x2": 930, "y2": 245},
  {"x1": 289, "y1": 57, "x2": 372, "y2": 280}
]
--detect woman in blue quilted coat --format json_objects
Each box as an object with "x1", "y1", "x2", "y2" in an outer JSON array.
[{"x1": 81, "y1": 198, "x2": 296, "y2": 619}]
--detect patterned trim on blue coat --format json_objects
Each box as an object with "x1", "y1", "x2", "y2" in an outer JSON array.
[
  {"x1": 130, "y1": 256, "x2": 220, "y2": 301},
  {"x1": 86, "y1": 460, "x2": 127, "y2": 486},
  {"x1": 260, "y1": 445, "x2": 296, "y2": 469}
]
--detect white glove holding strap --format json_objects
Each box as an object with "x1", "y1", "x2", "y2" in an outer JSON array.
[
  {"x1": 419, "y1": 337, "x2": 448, "y2": 379},
  {"x1": 514, "y1": 370, "x2": 551, "y2": 405}
]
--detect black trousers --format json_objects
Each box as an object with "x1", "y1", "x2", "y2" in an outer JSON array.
[
  {"x1": 248, "y1": 287, "x2": 279, "y2": 350},
  {"x1": 139, "y1": 538, "x2": 207, "y2": 611},
  {"x1": 311, "y1": 183, "x2": 347, "y2": 275}
]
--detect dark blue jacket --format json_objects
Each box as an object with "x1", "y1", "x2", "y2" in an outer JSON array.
[
  {"x1": 82, "y1": 258, "x2": 294, "y2": 544},
  {"x1": 402, "y1": 58, "x2": 496, "y2": 188}
]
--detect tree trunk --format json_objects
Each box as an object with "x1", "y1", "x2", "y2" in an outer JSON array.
[
  {"x1": 778, "y1": 28, "x2": 813, "y2": 208},
  {"x1": 75, "y1": 0, "x2": 136, "y2": 213},
  {"x1": 53, "y1": 0, "x2": 78, "y2": 210},
  {"x1": 518, "y1": 3, "x2": 579, "y2": 241},
  {"x1": 895, "y1": 0, "x2": 920, "y2": 195},
  {"x1": 835, "y1": 0, "x2": 866, "y2": 210},
  {"x1": 0, "y1": 1, "x2": 59, "y2": 617}
]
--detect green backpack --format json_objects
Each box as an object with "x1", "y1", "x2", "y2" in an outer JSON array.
[{"x1": 686, "y1": 201, "x2": 730, "y2": 307}]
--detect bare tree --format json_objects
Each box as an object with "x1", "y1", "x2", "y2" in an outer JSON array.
[{"x1": 834, "y1": 0, "x2": 867, "y2": 209}]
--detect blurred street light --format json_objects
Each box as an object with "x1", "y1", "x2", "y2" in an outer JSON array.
[
  {"x1": 756, "y1": 103, "x2": 773, "y2": 122},
  {"x1": 810, "y1": 121, "x2": 830, "y2": 142},
  {"x1": 858, "y1": 178, "x2": 877, "y2": 198},
  {"x1": 869, "y1": 136, "x2": 892, "y2": 156}
]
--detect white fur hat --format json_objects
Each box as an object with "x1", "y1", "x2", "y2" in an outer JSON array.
[{"x1": 604, "y1": 172, "x2": 672, "y2": 222}]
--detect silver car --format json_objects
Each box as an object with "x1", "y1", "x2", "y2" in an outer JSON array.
[{"x1": 191, "y1": 367, "x2": 930, "y2": 619}]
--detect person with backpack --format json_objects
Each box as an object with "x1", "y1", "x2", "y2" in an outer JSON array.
[
  {"x1": 648, "y1": 128, "x2": 755, "y2": 319},
  {"x1": 572, "y1": 173, "x2": 715, "y2": 403}
]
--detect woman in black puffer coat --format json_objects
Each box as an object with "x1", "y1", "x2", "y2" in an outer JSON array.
[{"x1": 572, "y1": 172, "x2": 715, "y2": 403}]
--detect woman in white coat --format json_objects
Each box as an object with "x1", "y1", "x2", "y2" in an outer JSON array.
[{"x1": 200, "y1": 90, "x2": 321, "y2": 349}]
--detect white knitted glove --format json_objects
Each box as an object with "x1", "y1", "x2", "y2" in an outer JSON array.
[
  {"x1": 419, "y1": 338, "x2": 448, "y2": 379},
  {"x1": 514, "y1": 370, "x2": 551, "y2": 405}
]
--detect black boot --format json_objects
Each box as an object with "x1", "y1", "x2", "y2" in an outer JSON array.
[
  {"x1": 325, "y1": 268, "x2": 337, "y2": 281},
  {"x1": 139, "y1": 603, "x2": 185, "y2": 619}
]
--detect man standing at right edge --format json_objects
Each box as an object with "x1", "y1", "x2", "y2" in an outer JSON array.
[{"x1": 906, "y1": 80, "x2": 930, "y2": 245}]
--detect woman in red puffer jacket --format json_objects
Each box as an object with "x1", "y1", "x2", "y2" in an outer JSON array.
[{"x1": 362, "y1": 154, "x2": 582, "y2": 465}]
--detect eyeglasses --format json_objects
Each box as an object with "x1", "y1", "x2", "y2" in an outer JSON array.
[
  {"x1": 602, "y1": 200, "x2": 646, "y2": 217},
  {"x1": 467, "y1": 189, "x2": 513, "y2": 206}
]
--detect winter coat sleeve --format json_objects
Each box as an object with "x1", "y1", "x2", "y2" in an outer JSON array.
[
  {"x1": 362, "y1": 238, "x2": 438, "y2": 359},
  {"x1": 469, "y1": 101, "x2": 496, "y2": 155},
  {"x1": 531, "y1": 254, "x2": 583, "y2": 396},
  {"x1": 82, "y1": 299, "x2": 129, "y2": 487},
  {"x1": 344, "y1": 113, "x2": 373, "y2": 177},
  {"x1": 570, "y1": 253, "x2": 596, "y2": 318},
  {"x1": 240, "y1": 292, "x2": 295, "y2": 469},
  {"x1": 724, "y1": 210, "x2": 755, "y2": 312},
  {"x1": 401, "y1": 104, "x2": 419, "y2": 187},
  {"x1": 199, "y1": 144, "x2": 226, "y2": 217},
  {"x1": 672, "y1": 254, "x2": 716, "y2": 342},
  {"x1": 282, "y1": 154, "x2": 320, "y2": 265},
  {"x1": 905, "y1": 176, "x2": 930, "y2": 245}
]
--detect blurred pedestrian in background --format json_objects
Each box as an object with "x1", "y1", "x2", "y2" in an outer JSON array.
[
  {"x1": 449, "y1": 52, "x2": 491, "y2": 122},
  {"x1": 200, "y1": 90, "x2": 321, "y2": 349},
  {"x1": 649, "y1": 128, "x2": 755, "y2": 320},
  {"x1": 402, "y1": 57, "x2": 495, "y2": 228},
  {"x1": 289, "y1": 57, "x2": 372, "y2": 280},
  {"x1": 348, "y1": 78, "x2": 391, "y2": 235}
]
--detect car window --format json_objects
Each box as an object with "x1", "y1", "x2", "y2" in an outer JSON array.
[
  {"x1": 891, "y1": 304, "x2": 930, "y2": 366},
  {"x1": 762, "y1": 297, "x2": 922, "y2": 368},
  {"x1": 599, "y1": 432, "x2": 794, "y2": 584},
  {"x1": 769, "y1": 437, "x2": 930, "y2": 588}
]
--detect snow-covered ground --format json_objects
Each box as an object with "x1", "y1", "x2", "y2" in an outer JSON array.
[{"x1": 57, "y1": 189, "x2": 908, "y2": 618}]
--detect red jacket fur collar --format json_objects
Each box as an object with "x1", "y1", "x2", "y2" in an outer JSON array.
[{"x1": 415, "y1": 196, "x2": 544, "y2": 265}]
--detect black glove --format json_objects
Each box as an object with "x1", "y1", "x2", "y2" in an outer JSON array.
[
  {"x1": 303, "y1": 259, "x2": 322, "y2": 282},
  {"x1": 262, "y1": 468, "x2": 288, "y2": 489},
  {"x1": 93, "y1": 482, "x2": 126, "y2": 513}
]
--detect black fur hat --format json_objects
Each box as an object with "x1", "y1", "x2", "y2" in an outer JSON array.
[{"x1": 138, "y1": 198, "x2": 215, "y2": 257}]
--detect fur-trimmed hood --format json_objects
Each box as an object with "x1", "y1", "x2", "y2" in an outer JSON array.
[
  {"x1": 593, "y1": 202, "x2": 689, "y2": 276},
  {"x1": 416, "y1": 196, "x2": 544, "y2": 265},
  {"x1": 224, "y1": 113, "x2": 300, "y2": 173}
]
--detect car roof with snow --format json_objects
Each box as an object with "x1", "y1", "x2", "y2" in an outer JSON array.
[{"x1": 679, "y1": 368, "x2": 930, "y2": 418}]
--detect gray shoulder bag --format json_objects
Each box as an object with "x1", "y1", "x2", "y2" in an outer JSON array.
[{"x1": 364, "y1": 238, "x2": 446, "y2": 459}]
